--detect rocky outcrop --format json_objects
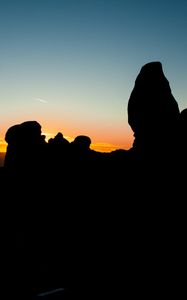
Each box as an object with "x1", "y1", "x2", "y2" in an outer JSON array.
[
  {"x1": 127, "y1": 61, "x2": 180, "y2": 160},
  {"x1": 4, "y1": 120, "x2": 46, "y2": 169}
]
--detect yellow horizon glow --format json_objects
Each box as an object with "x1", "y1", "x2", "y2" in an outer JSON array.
[
  {"x1": 90, "y1": 142, "x2": 126, "y2": 152},
  {"x1": 0, "y1": 138, "x2": 130, "y2": 153},
  {"x1": 0, "y1": 124, "x2": 133, "y2": 153},
  {"x1": 0, "y1": 141, "x2": 7, "y2": 153},
  {"x1": 0, "y1": 116, "x2": 134, "y2": 154}
]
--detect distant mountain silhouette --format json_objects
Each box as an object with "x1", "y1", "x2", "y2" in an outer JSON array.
[{"x1": 1, "y1": 61, "x2": 186, "y2": 298}]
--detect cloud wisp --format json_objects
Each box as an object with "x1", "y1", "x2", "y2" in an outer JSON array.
[{"x1": 34, "y1": 97, "x2": 47, "y2": 104}]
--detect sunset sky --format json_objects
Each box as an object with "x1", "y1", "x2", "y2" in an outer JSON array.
[{"x1": 0, "y1": 0, "x2": 186, "y2": 153}]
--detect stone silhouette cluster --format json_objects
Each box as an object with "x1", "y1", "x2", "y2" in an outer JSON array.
[
  {"x1": 4, "y1": 122, "x2": 98, "y2": 171},
  {"x1": 1, "y1": 61, "x2": 187, "y2": 299},
  {"x1": 3, "y1": 61, "x2": 187, "y2": 172}
]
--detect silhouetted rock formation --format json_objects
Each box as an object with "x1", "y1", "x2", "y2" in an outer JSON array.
[
  {"x1": 180, "y1": 108, "x2": 187, "y2": 140},
  {"x1": 70, "y1": 135, "x2": 92, "y2": 161},
  {"x1": 48, "y1": 132, "x2": 70, "y2": 168},
  {"x1": 71, "y1": 135, "x2": 91, "y2": 151},
  {"x1": 48, "y1": 132, "x2": 70, "y2": 148},
  {"x1": 4, "y1": 120, "x2": 46, "y2": 170},
  {"x1": 1, "y1": 62, "x2": 186, "y2": 298},
  {"x1": 127, "y1": 61, "x2": 180, "y2": 162},
  {"x1": 179, "y1": 108, "x2": 187, "y2": 162}
]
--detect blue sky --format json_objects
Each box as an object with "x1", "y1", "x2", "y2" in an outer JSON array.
[{"x1": 0, "y1": 0, "x2": 186, "y2": 151}]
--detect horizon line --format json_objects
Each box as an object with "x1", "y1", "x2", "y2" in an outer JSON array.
[{"x1": 0, "y1": 140, "x2": 129, "y2": 154}]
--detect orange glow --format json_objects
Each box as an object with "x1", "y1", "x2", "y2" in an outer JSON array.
[
  {"x1": 91, "y1": 142, "x2": 126, "y2": 152},
  {"x1": 0, "y1": 120, "x2": 134, "y2": 154},
  {"x1": 0, "y1": 134, "x2": 133, "y2": 153},
  {"x1": 42, "y1": 131, "x2": 129, "y2": 152},
  {"x1": 0, "y1": 137, "x2": 131, "y2": 154},
  {"x1": 0, "y1": 140, "x2": 7, "y2": 153}
]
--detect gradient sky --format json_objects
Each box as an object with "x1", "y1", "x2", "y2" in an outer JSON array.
[{"x1": 0, "y1": 0, "x2": 186, "y2": 152}]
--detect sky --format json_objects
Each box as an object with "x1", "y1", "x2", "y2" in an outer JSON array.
[{"x1": 0, "y1": 0, "x2": 186, "y2": 153}]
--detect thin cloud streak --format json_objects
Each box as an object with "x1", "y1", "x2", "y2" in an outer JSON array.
[{"x1": 34, "y1": 97, "x2": 47, "y2": 104}]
